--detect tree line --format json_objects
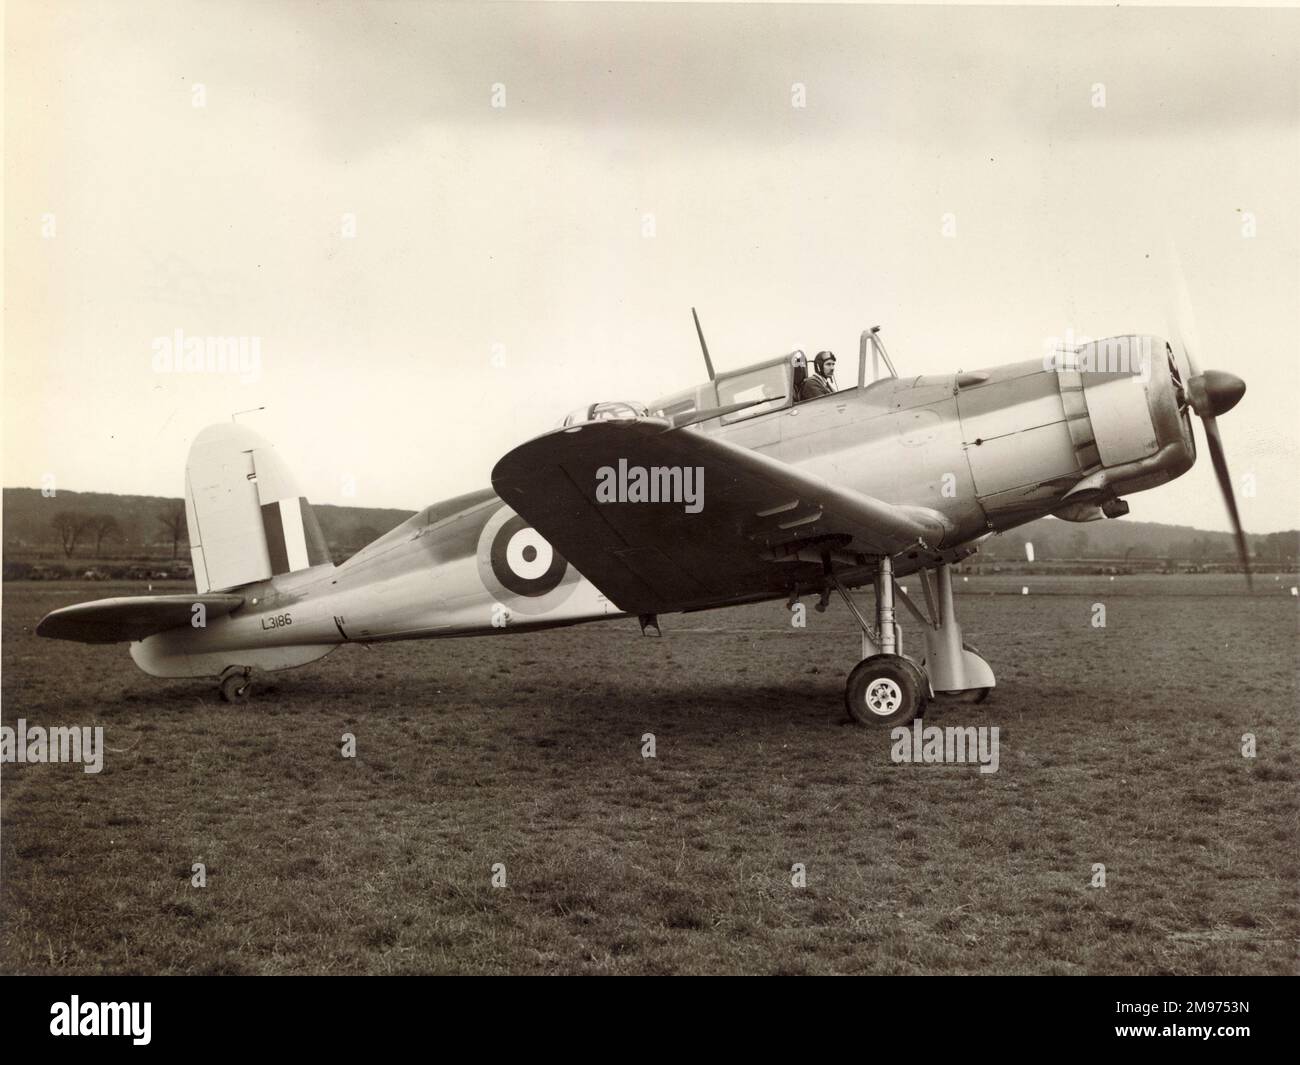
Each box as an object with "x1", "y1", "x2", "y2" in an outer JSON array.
[{"x1": 48, "y1": 503, "x2": 189, "y2": 559}]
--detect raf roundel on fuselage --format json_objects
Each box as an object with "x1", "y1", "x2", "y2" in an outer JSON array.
[
  {"x1": 490, "y1": 512, "x2": 567, "y2": 596},
  {"x1": 475, "y1": 504, "x2": 579, "y2": 614}
]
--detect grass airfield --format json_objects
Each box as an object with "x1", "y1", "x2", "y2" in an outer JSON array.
[{"x1": 2, "y1": 574, "x2": 1296, "y2": 975}]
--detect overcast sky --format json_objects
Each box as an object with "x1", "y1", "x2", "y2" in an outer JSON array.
[{"x1": 5, "y1": 1, "x2": 1298, "y2": 532}]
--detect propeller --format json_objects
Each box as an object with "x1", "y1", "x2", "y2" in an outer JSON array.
[{"x1": 1165, "y1": 245, "x2": 1252, "y2": 587}]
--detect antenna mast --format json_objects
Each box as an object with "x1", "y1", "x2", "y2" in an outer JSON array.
[{"x1": 691, "y1": 307, "x2": 717, "y2": 381}]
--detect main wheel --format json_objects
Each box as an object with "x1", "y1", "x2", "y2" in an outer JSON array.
[
  {"x1": 844, "y1": 654, "x2": 927, "y2": 726},
  {"x1": 219, "y1": 671, "x2": 252, "y2": 703}
]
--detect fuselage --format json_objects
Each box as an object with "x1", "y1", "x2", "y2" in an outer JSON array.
[{"x1": 132, "y1": 335, "x2": 1198, "y2": 677}]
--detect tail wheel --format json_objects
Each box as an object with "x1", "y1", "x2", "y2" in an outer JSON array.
[
  {"x1": 219, "y1": 671, "x2": 252, "y2": 703},
  {"x1": 845, "y1": 654, "x2": 927, "y2": 726}
]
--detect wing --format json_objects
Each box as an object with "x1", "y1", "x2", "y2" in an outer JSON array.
[
  {"x1": 491, "y1": 418, "x2": 952, "y2": 614},
  {"x1": 36, "y1": 594, "x2": 245, "y2": 644}
]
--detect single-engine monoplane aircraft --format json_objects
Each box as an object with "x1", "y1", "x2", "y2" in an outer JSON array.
[{"x1": 37, "y1": 303, "x2": 1249, "y2": 725}]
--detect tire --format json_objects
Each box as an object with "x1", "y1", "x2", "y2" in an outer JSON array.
[
  {"x1": 845, "y1": 654, "x2": 927, "y2": 726},
  {"x1": 220, "y1": 671, "x2": 251, "y2": 703}
]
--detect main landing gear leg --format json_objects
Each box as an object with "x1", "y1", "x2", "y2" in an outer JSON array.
[
  {"x1": 917, "y1": 563, "x2": 995, "y2": 703},
  {"x1": 836, "y1": 555, "x2": 930, "y2": 726}
]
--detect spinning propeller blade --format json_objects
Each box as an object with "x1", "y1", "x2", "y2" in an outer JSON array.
[{"x1": 1165, "y1": 244, "x2": 1252, "y2": 588}]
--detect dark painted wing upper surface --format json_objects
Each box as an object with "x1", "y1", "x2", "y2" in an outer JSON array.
[
  {"x1": 36, "y1": 594, "x2": 245, "y2": 644},
  {"x1": 491, "y1": 418, "x2": 948, "y2": 614}
]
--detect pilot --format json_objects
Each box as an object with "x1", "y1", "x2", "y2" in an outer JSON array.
[{"x1": 799, "y1": 351, "x2": 837, "y2": 400}]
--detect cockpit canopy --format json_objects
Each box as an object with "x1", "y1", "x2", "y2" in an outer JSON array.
[
  {"x1": 560, "y1": 400, "x2": 650, "y2": 428},
  {"x1": 560, "y1": 329, "x2": 899, "y2": 432}
]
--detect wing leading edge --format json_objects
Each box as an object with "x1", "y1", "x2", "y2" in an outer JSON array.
[
  {"x1": 491, "y1": 418, "x2": 951, "y2": 614},
  {"x1": 36, "y1": 594, "x2": 245, "y2": 644}
]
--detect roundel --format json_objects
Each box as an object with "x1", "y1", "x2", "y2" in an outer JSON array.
[
  {"x1": 476, "y1": 505, "x2": 578, "y2": 614},
  {"x1": 491, "y1": 514, "x2": 566, "y2": 596}
]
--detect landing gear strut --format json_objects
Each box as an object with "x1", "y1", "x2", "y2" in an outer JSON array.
[
  {"x1": 834, "y1": 557, "x2": 994, "y2": 726},
  {"x1": 219, "y1": 666, "x2": 252, "y2": 703}
]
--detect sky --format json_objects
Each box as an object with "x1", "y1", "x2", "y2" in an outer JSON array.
[{"x1": 4, "y1": 1, "x2": 1299, "y2": 532}]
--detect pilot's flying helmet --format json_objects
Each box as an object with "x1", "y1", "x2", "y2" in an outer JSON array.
[{"x1": 814, "y1": 351, "x2": 837, "y2": 375}]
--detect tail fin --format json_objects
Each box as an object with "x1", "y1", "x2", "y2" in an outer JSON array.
[{"x1": 185, "y1": 423, "x2": 331, "y2": 592}]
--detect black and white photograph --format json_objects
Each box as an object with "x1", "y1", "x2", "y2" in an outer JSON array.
[{"x1": 2, "y1": 0, "x2": 1297, "y2": 1017}]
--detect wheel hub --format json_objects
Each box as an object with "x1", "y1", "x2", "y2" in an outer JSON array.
[{"x1": 864, "y1": 677, "x2": 903, "y2": 716}]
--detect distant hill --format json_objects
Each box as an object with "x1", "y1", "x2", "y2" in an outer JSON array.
[
  {"x1": 2, "y1": 487, "x2": 415, "y2": 560},
  {"x1": 3, "y1": 485, "x2": 1297, "y2": 565},
  {"x1": 978, "y1": 517, "x2": 1298, "y2": 565}
]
